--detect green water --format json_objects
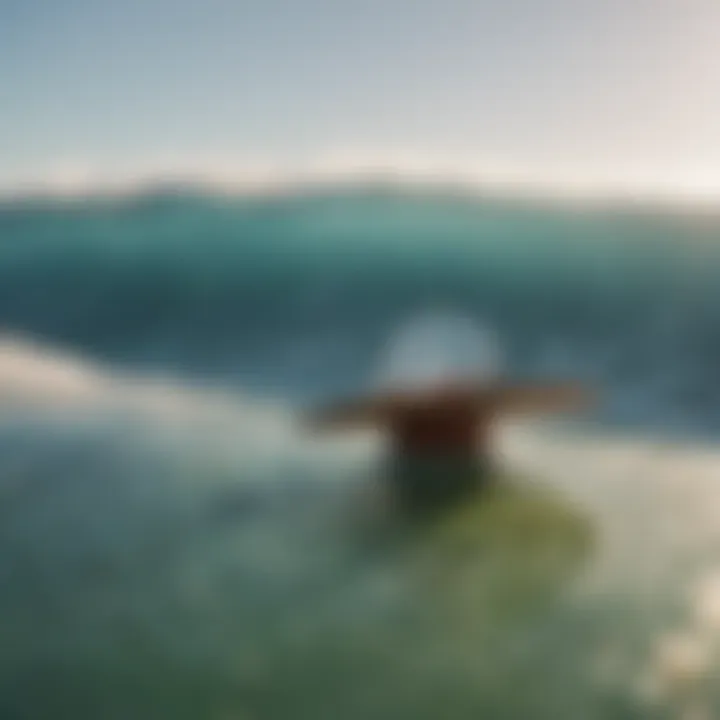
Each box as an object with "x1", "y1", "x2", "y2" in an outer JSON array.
[{"x1": 4, "y1": 418, "x2": 720, "y2": 720}]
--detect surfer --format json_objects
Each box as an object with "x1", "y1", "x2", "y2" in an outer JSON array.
[{"x1": 306, "y1": 379, "x2": 593, "y2": 513}]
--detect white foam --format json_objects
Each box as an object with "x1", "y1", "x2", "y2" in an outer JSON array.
[
  {"x1": 5, "y1": 330, "x2": 720, "y2": 502},
  {"x1": 0, "y1": 333, "x2": 381, "y2": 480},
  {"x1": 691, "y1": 571, "x2": 720, "y2": 633},
  {"x1": 0, "y1": 334, "x2": 112, "y2": 408}
]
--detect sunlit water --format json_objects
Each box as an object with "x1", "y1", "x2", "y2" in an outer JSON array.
[{"x1": 2, "y1": 190, "x2": 720, "y2": 719}]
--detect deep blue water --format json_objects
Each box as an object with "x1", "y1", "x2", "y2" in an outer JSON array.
[{"x1": 2, "y1": 189, "x2": 720, "y2": 433}]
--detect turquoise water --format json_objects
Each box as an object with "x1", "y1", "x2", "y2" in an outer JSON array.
[{"x1": 2, "y1": 188, "x2": 720, "y2": 718}]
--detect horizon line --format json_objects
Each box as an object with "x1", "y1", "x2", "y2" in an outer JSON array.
[{"x1": 2, "y1": 165, "x2": 720, "y2": 211}]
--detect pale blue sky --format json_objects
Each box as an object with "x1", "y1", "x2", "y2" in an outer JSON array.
[{"x1": 3, "y1": 0, "x2": 720, "y2": 192}]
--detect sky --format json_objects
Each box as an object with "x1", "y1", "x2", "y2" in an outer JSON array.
[{"x1": 3, "y1": 0, "x2": 720, "y2": 195}]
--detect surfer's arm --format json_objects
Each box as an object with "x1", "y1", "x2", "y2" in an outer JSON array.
[
  {"x1": 492, "y1": 382, "x2": 594, "y2": 415},
  {"x1": 305, "y1": 396, "x2": 396, "y2": 431}
]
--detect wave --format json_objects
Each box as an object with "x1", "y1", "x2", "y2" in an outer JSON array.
[
  {"x1": 6, "y1": 185, "x2": 720, "y2": 717},
  {"x1": 4, "y1": 327, "x2": 720, "y2": 718},
  {"x1": 2, "y1": 189, "x2": 720, "y2": 436},
  {"x1": 4, "y1": 318, "x2": 720, "y2": 718}
]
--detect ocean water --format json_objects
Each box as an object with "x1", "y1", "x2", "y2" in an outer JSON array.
[{"x1": 2, "y1": 187, "x2": 720, "y2": 719}]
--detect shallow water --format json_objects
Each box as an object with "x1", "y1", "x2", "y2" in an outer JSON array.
[{"x1": 2, "y1": 389, "x2": 720, "y2": 720}]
